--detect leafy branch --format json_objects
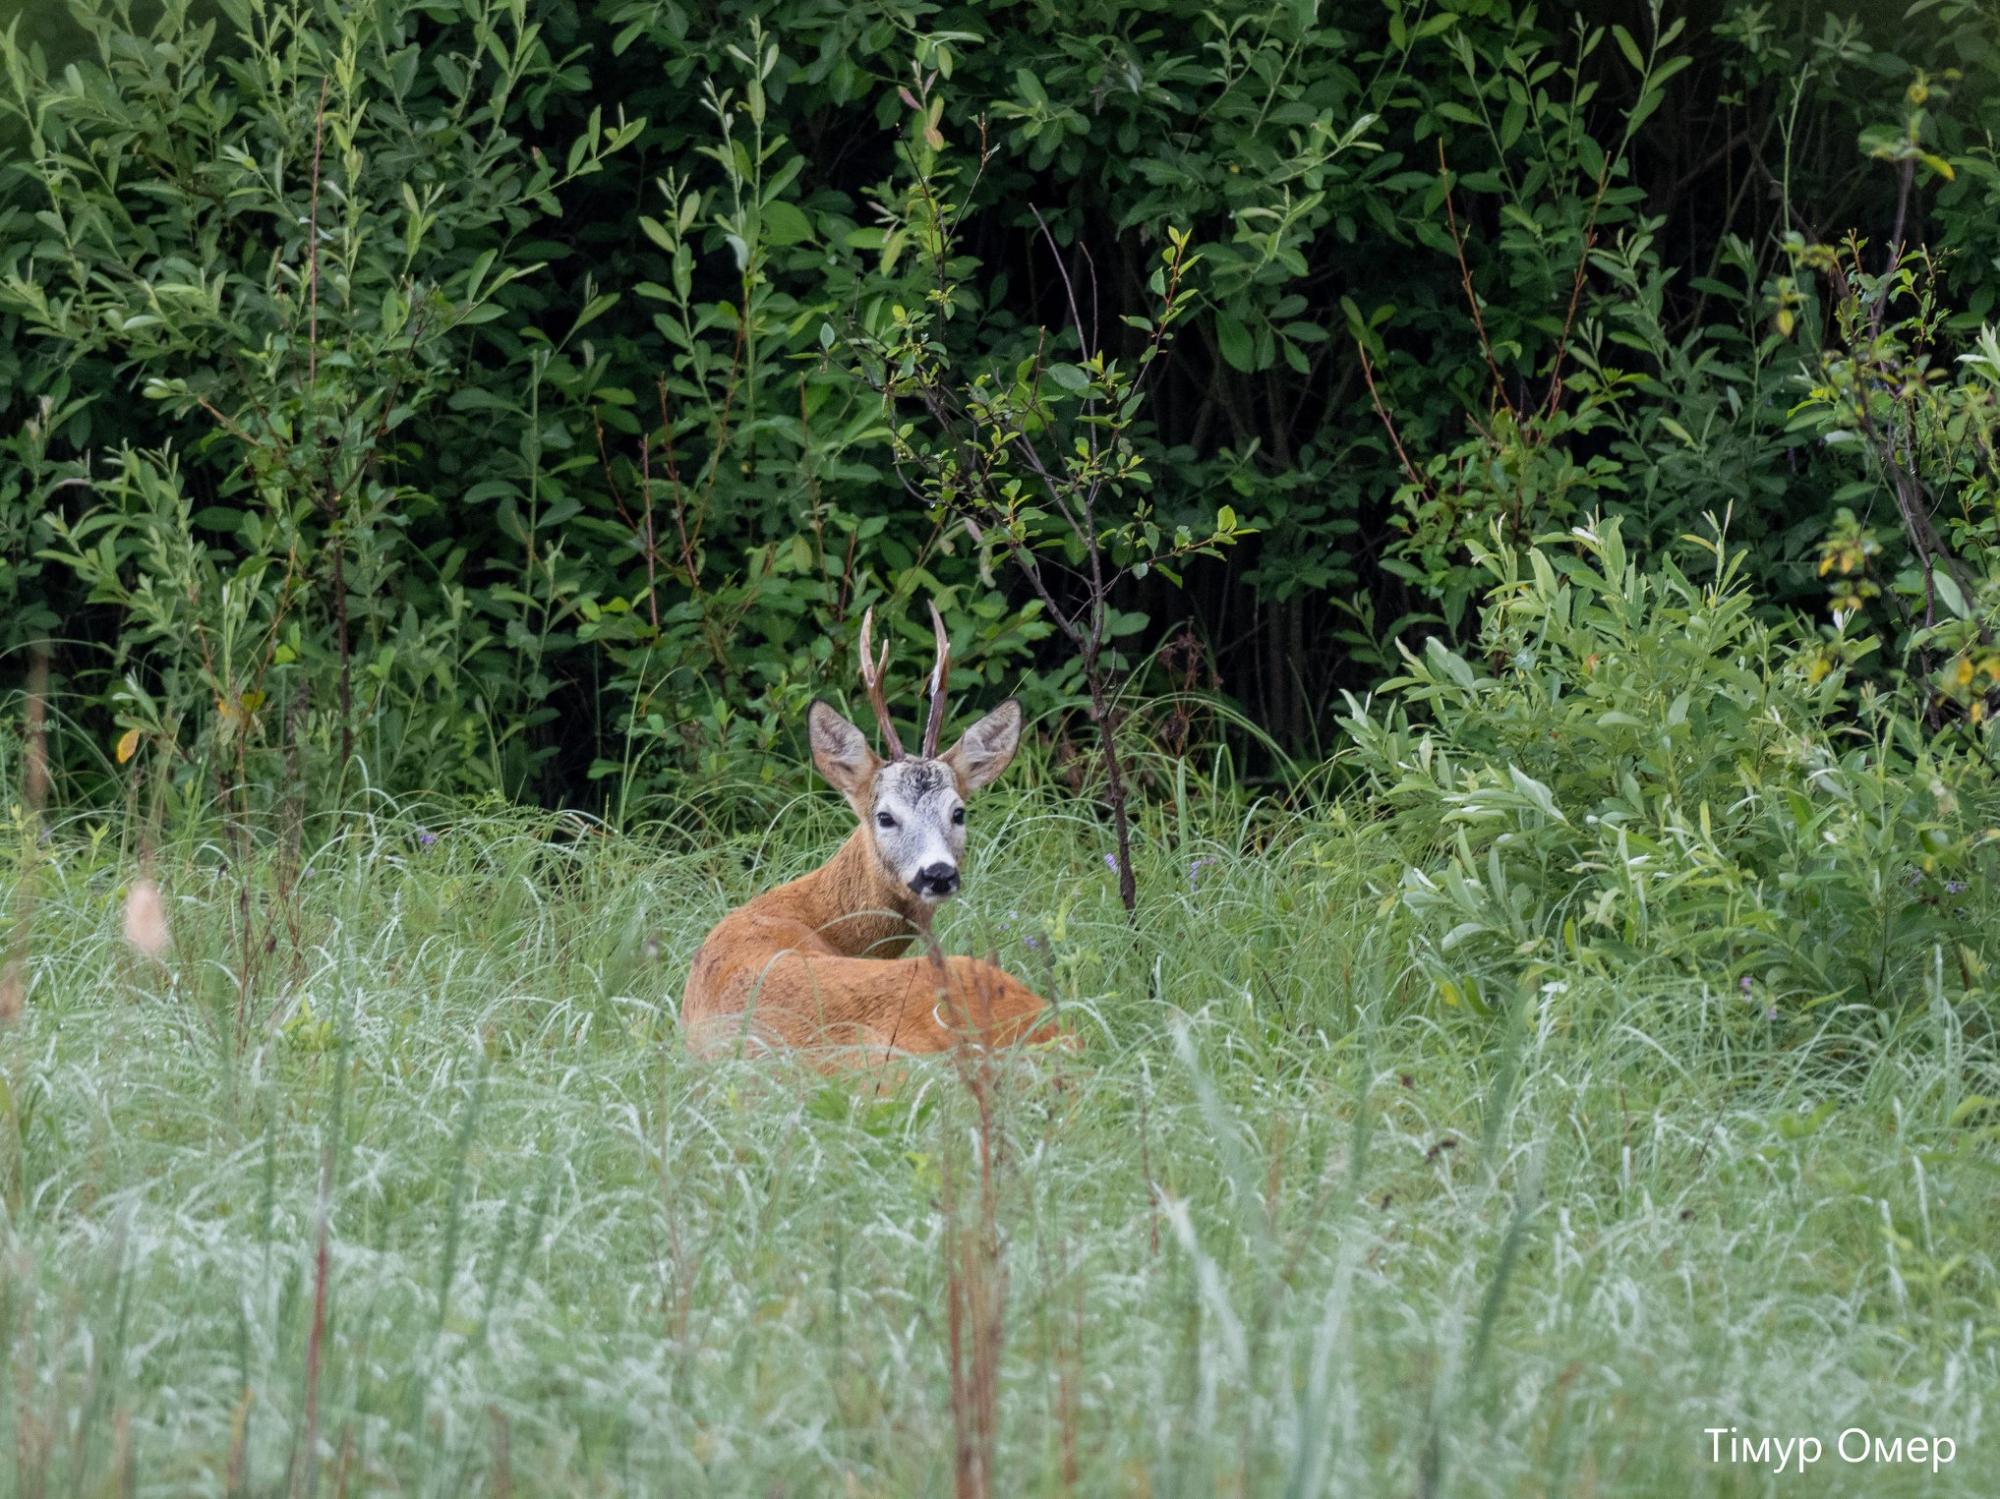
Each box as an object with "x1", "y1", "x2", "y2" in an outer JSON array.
[{"x1": 851, "y1": 66, "x2": 1249, "y2": 909}]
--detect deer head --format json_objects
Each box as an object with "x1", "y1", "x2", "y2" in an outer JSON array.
[{"x1": 808, "y1": 603, "x2": 1023, "y2": 904}]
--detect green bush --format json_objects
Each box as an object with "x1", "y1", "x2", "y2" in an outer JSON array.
[
  {"x1": 5, "y1": 0, "x2": 2000, "y2": 814},
  {"x1": 1343, "y1": 518, "x2": 1996, "y2": 1014}
]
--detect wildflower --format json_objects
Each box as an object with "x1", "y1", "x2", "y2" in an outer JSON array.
[
  {"x1": 1946, "y1": 879, "x2": 1967, "y2": 895},
  {"x1": 418, "y1": 828, "x2": 439, "y2": 849},
  {"x1": 1739, "y1": 976, "x2": 1754, "y2": 999},
  {"x1": 1103, "y1": 853, "x2": 1120, "y2": 874},
  {"x1": 1188, "y1": 856, "x2": 1219, "y2": 891}
]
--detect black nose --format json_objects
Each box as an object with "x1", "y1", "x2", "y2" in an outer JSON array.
[{"x1": 913, "y1": 862, "x2": 960, "y2": 897}]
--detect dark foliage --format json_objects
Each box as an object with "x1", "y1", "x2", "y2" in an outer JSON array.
[{"x1": 4, "y1": 0, "x2": 1999, "y2": 815}]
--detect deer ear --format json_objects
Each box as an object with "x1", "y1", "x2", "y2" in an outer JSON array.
[
  {"x1": 809, "y1": 700, "x2": 877, "y2": 798},
  {"x1": 942, "y1": 698, "x2": 1022, "y2": 793}
]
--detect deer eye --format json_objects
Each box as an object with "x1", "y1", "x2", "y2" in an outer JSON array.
[
  {"x1": 876, "y1": 812, "x2": 898, "y2": 830},
  {"x1": 951, "y1": 806, "x2": 966, "y2": 825}
]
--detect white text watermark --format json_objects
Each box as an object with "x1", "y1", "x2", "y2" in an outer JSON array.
[{"x1": 1705, "y1": 1426, "x2": 1956, "y2": 1476}]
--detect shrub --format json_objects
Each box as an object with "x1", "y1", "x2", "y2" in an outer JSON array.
[
  {"x1": 7, "y1": 0, "x2": 2000, "y2": 808},
  {"x1": 1342, "y1": 518, "x2": 1996, "y2": 1015}
]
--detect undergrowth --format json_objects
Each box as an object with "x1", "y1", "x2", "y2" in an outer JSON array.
[{"x1": 2, "y1": 790, "x2": 1995, "y2": 1495}]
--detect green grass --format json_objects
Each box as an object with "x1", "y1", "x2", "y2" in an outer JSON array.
[{"x1": 2, "y1": 791, "x2": 1995, "y2": 1496}]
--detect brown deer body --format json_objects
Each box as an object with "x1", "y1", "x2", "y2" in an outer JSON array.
[{"x1": 681, "y1": 607, "x2": 1060, "y2": 1066}]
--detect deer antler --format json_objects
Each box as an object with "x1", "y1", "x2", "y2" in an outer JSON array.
[
  {"x1": 920, "y1": 600, "x2": 951, "y2": 759},
  {"x1": 856, "y1": 607, "x2": 906, "y2": 760}
]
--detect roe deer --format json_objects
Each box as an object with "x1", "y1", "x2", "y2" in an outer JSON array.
[{"x1": 681, "y1": 604, "x2": 1062, "y2": 1065}]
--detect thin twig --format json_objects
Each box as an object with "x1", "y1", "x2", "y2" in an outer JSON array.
[
  {"x1": 1030, "y1": 206, "x2": 1099, "y2": 460},
  {"x1": 1872, "y1": 157, "x2": 1917, "y2": 340},
  {"x1": 1437, "y1": 142, "x2": 1514, "y2": 417},
  {"x1": 1355, "y1": 337, "x2": 1431, "y2": 499},
  {"x1": 1540, "y1": 151, "x2": 1612, "y2": 420},
  {"x1": 306, "y1": 78, "x2": 329, "y2": 390},
  {"x1": 296, "y1": 1146, "x2": 332, "y2": 1498}
]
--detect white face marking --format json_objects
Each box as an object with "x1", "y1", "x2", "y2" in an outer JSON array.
[{"x1": 869, "y1": 758, "x2": 967, "y2": 903}]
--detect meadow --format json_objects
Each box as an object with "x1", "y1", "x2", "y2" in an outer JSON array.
[
  {"x1": 6, "y1": 8, "x2": 2000, "y2": 1490},
  {"x1": 4, "y1": 780, "x2": 1994, "y2": 1495}
]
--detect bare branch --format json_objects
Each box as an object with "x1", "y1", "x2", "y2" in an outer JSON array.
[
  {"x1": 1029, "y1": 205, "x2": 1093, "y2": 363},
  {"x1": 306, "y1": 77, "x2": 329, "y2": 391},
  {"x1": 1354, "y1": 336, "x2": 1432, "y2": 500},
  {"x1": 1028, "y1": 205, "x2": 1105, "y2": 501},
  {"x1": 1871, "y1": 156, "x2": 1917, "y2": 340},
  {"x1": 1438, "y1": 141, "x2": 1515, "y2": 418}
]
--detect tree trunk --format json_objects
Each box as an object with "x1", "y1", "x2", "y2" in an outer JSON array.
[{"x1": 1085, "y1": 648, "x2": 1137, "y2": 913}]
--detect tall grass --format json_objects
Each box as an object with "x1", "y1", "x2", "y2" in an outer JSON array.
[{"x1": 0, "y1": 791, "x2": 1994, "y2": 1495}]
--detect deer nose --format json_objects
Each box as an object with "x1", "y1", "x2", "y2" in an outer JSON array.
[{"x1": 913, "y1": 862, "x2": 960, "y2": 898}]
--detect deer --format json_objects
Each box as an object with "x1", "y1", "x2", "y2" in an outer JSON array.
[{"x1": 680, "y1": 603, "x2": 1063, "y2": 1067}]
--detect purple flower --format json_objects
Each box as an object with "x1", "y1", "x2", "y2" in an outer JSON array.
[
  {"x1": 1188, "y1": 856, "x2": 1219, "y2": 891},
  {"x1": 417, "y1": 828, "x2": 438, "y2": 849},
  {"x1": 1946, "y1": 879, "x2": 1967, "y2": 895},
  {"x1": 1103, "y1": 853, "x2": 1120, "y2": 874},
  {"x1": 1739, "y1": 976, "x2": 1754, "y2": 998}
]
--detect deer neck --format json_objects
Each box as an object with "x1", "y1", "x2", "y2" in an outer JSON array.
[{"x1": 787, "y1": 824, "x2": 931, "y2": 957}]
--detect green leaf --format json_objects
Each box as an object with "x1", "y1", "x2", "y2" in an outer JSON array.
[
  {"x1": 1508, "y1": 766, "x2": 1566, "y2": 823},
  {"x1": 1611, "y1": 24, "x2": 1645, "y2": 72},
  {"x1": 1650, "y1": 55, "x2": 1693, "y2": 90},
  {"x1": 1424, "y1": 637, "x2": 1477, "y2": 690},
  {"x1": 1931, "y1": 567, "x2": 1968, "y2": 619},
  {"x1": 464, "y1": 249, "x2": 498, "y2": 302},
  {"x1": 761, "y1": 201, "x2": 813, "y2": 246},
  {"x1": 1215, "y1": 312, "x2": 1256, "y2": 372},
  {"x1": 1576, "y1": 131, "x2": 1605, "y2": 182},
  {"x1": 1948, "y1": 1095, "x2": 1995, "y2": 1126},
  {"x1": 571, "y1": 292, "x2": 620, "y2": 334}
]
